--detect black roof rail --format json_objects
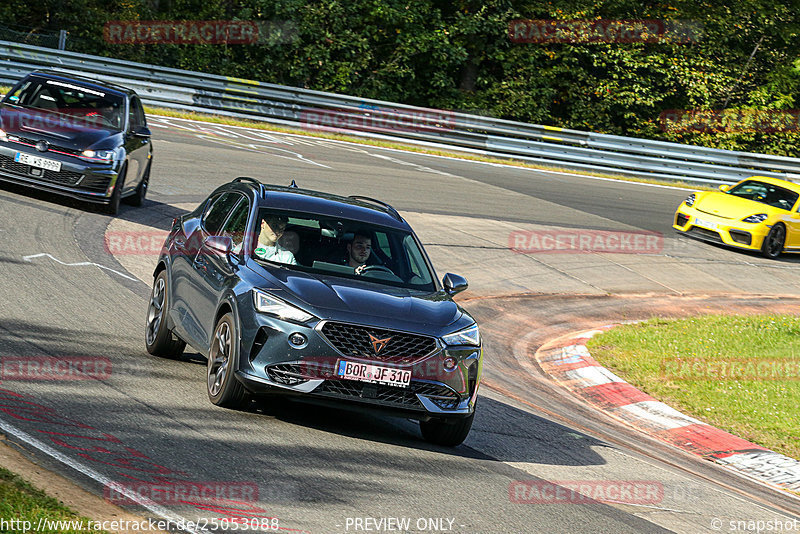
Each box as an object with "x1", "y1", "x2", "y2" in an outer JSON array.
[
  {"x1": 234, "y1": 176, "x2": 266, "y2": 197},
  {"x1": 348, "y1": 195, "x2": 402, "y2": 221}
]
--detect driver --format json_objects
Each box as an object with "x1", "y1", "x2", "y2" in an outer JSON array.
[
  {"x1": 346, "y1": 232, "x2": 373, "y2": 270},
  {"x1": 254, "y1": 215, "x2": 297, "y2": 265}
]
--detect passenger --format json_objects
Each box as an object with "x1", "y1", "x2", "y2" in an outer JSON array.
[
  {"x1": 278, "y1": 229, "x2": 300, "y2": 255},
  {"x1": 254, "y1": 215, "x2": 297, "y2": 265}
]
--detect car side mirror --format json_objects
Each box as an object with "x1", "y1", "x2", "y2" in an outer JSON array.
[
  {"x1": 719, "y1": 184, "x2": 730, "y2": 192},
  {"x1": 443, "y1": 273, "x2": 468, "y2": 295},
  {"x1": 203, "y1": 236, "x2": 232, "y2": 257},
  {"x1": 133, "y1": 126, "x2": 151, "y2": 138}
]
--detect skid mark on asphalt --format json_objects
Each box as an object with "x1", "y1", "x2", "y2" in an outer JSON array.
[{"x1": 22, "y1": 253, "x2": 137, "y2": 281}]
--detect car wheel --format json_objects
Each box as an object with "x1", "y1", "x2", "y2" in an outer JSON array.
[
  {"x1": 103, "y1": 164, "x2": 126, "y2": 215},
  {"x1": 419, "y1": 412, "x2": 474, "y2": 447},
  {"x1": 145, "y1": 270, "x2": 186, "y2": 358},
  {"x1": 207, "y1": 312, "x2": 248, "y2": 409},
  {"x1": 761, "y1": 224, "x2": 785, "y2": 259},
  {"x1": 126, "y1": 161, "x2": 149, "y2": 207}
]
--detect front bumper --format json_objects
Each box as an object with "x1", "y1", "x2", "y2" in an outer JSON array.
[
  {"x1": 672, "y1": 204, "x2": 770, "y2": 251},
  {"x1": 236, "y1": 313, "x2": 482, "y2": 420},
  {"x1": 0, "y1": 144, "x2": 118, "y2": 203}
]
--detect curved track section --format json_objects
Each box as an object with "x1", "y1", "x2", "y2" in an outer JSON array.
[{"x1": 0, "y1": 116, "x2": 798, "y2": 534}]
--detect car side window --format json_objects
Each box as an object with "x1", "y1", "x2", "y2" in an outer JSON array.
[
  {"x1": 220, "y1": 197, "x2": 250, "y2": 254},
  {"x1": 128, "y1": 96, "x2": 145, "y2": 131},
  {"x1": 202, "y1": 192, "x2": 241, "y2": 235}
]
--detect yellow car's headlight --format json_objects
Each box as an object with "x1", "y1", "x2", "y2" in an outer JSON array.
[{"x1": 742, "y1": 214, "x2": 768, "y2": 223}]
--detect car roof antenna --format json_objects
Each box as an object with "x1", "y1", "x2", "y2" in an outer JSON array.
[{"x1": 289, "y1": 180, "x2": 298, "y2": 188}]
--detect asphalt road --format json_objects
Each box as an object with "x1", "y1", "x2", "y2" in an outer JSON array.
[{"x1": 0, "y1": 116, "x2": 797, "y2": 534}]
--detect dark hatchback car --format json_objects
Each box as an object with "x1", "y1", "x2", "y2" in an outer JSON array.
[
  {"x1": 0, "y1": 70, "x2": 152, "y2": 214},
  {"x1": 146, "y1": 178, "x2": 483, "y2": 446}
]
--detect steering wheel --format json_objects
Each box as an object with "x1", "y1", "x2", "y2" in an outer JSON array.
[{"x1": 356, "y1": 265, "x2": 394, "y2": 276}]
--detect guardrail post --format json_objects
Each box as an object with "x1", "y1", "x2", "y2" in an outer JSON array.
[{"x1": 57, "y1": 30, "x2": 67, "y2": 50}]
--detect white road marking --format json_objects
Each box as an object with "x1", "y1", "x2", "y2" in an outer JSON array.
[
  {"x1": 0, "y1": 418, "x2": 203, "y2": 534},
  {"x1": 22, "y1": 253, "x2": 137, "y2": 281},
  {"x1": 148, "y1": 114, "x2": 696, "y2": 191}
]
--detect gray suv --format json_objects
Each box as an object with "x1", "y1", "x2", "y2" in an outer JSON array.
[{"x1": 146, "y1": 178, "x2": 482, "y2": 446}]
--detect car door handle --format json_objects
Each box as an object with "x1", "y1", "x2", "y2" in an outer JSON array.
[{"x1": 174, "y1": 237, "x2": 186, "y2": 248}]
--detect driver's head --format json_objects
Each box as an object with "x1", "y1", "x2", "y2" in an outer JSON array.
[{"x1": 347, "y1": 232, "x2": 372, "y2": 267}]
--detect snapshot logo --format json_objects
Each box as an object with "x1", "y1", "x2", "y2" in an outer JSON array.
[
  {"x1": 104, "y1": 20, "x2": 259, "y2": 45},
  {"x1": 0, "y1": 356, "x2": 111, "y2": 381},
  {"x1": 660, "y1": 109, "x2": 800, "y2": 133},
  {"x1": 104, "y1": 481, "x2": 258, "y2": 505},
  {"x1": 660, "y1": 358, "x2": 800, "y2": 381},
  {"x1": 509, "y1": 480, "x2": 663, "y2": 505},
  {"x1": 509, "y1": 229, "x2": 663, "y2": 254},
  {"x1": 300, "y1": 104, "x2": 454, "y2": 135},
  {"x1": 508, "y1": 19, "x2": 702, "y2": 44}
]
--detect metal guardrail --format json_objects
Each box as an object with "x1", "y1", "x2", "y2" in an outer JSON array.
[{"x1": 1, "y1": 39, "x2": 799, "y2": 186}]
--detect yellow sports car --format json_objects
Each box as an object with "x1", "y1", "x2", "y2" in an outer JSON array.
[{"x1": 673, "y1": 176, "x2": 800, "y2": 258}]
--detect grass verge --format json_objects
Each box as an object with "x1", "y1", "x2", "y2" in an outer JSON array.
[
  {"x1": 586, "y1": 314, "x2": 800, "y2": 459},
  {"x1": 0, "y1": 466, "x2": 106, "y2": 533}
]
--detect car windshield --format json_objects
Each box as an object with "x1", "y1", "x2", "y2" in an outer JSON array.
[
  {"x1": 251, "y1": 209, "x2": 437, "y2": 291},
  {"x1": 4, "y1": 78, "x2": 125, "y2": 131},
  {"x1": 726, "y1": 180, "x2": 799, "y2": 211}
]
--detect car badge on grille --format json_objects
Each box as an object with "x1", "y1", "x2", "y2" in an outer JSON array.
[
  {"x1": 35, "y1": 140, "x2": 49, "y2": 152},
  {"x1": 368, "y1": 333, "x2": 392, "y2": 354}
]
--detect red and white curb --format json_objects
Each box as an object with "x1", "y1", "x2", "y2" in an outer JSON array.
[{"x1": 535, "y1": 326, "x2": 800, "y2": 494}]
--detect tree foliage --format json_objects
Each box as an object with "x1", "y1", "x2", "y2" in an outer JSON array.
[{"x1": 2, "y1": 0, "x2": 799, "y2": 155}]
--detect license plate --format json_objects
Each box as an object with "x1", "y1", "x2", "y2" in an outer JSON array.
[
  {"x1": 694, "y1": 217, "x2": 718, "y2": 231},
  {"x1": 337, "y1": 360, "x2": 411, "y2": 388},
  {"x1": 15, "y1": 152, "x2": 61, "y2": 172}
]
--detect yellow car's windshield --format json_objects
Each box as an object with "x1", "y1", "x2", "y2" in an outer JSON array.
[{"x1": 727, "y1": 180, "x2": 799, "y2": 211}]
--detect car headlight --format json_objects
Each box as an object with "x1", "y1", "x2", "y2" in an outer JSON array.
[
  {"x1": 253, "y1": 289, "x2": 314, "y2": 323},
  {"x1": 80, "y1": 149, "x2": 114, "y2": 162},
  {"x1": 442, "y1": 324, "x2": 481, "y2": 346},
  {"x1": 684, "y1": 193, "x2": 696, "y2": 207},
  {"x1": 0, "y1": 128, "x2": 7, "y2": 142},
  {"x1": 742, "y1": 214, "x2": 768, "y2": 223}
]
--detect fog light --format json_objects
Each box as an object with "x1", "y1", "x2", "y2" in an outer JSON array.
[
  {"x1": 443, "y1": 357, "x2": 457, "y2": 371},
  {"x1": 288, "y1": 333, "x2": 307, "y2": 348}
]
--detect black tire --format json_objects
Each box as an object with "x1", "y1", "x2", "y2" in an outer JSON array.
[
  {"x1": 761, "y1": 224, "x2": 785, "y2": 259},
  {"x1": 145, "y1": 270, "x2": 186, "y2": 358},
  {"x1": 207, "y1": 312, "x2": 248, "y2": 409},
  {"x1": 126, "y1": 161, "x2": 149, "y2": 207},
  {"x1": 419, "y1": 412, "x2": 474, "y2": 447},
  {"x1": 103, "y1": 164, "x2": 126, "y2": 215}
]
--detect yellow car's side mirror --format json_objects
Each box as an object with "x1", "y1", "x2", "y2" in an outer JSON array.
[{"x1": 719, "y1": 184, "x2": 730, "y2": 192}]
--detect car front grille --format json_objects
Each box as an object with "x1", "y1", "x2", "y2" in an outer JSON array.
[
  {"x1": 320, "y1": 321, "x2": 438, "y2": 364},
  {"x1": 0, "y1": 154, "x2": 84, "y2": 186},
  {"x1": 314, "y1": 379, "x2": 459, "y2": 410},
  {"x1": 688, "y1": 226, "x2": 724, "y2": 244}
]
